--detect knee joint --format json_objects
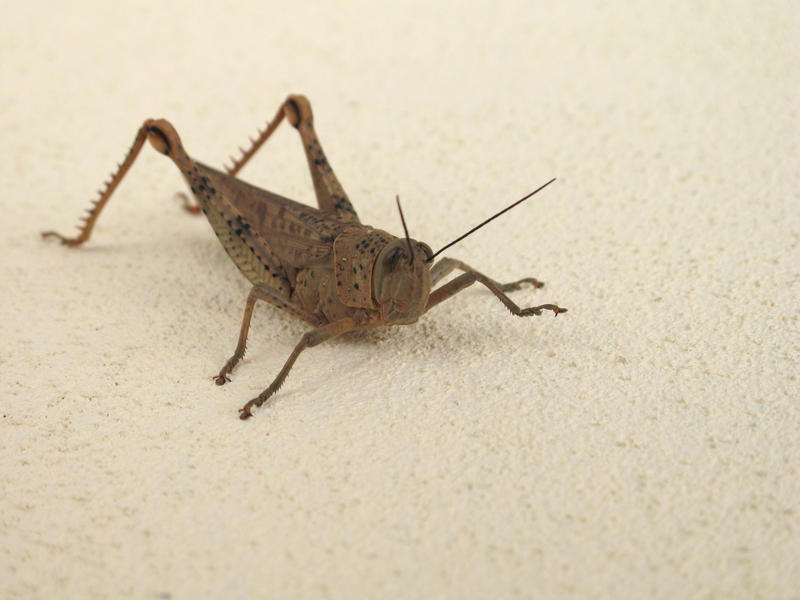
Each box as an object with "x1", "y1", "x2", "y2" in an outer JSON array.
[
  {"x1": 284, "y1": 95, "x2": 313, "y2": 128},
  {"x1": 144, "y1": 119, "x2": 182, "y2": 156}
]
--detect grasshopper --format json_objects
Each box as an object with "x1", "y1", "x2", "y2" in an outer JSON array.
[{"x1": 43, "y1": 95, "x2": 567, "y2": 419}]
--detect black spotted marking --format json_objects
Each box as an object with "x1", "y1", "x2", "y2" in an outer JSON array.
[{"x1": 186, "y1": 162, "x2": 292, "y2": 298}]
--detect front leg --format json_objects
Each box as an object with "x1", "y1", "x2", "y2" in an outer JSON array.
[
  {"x1": 430, "y1": 257, "x2": 546, "y2": 292},
  {"x1": 239, "y1": 318, "x2": 362, "y2": 419},
  {"x1": 216, "y1": 285, "x2": 320, "y2": 385},
  {"x1": 425, "y1": 260, "x2": 566, "y2": 317}
]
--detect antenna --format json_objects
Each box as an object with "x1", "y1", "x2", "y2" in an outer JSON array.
[
  {"x1": 395, "y1": 195, "x2": 415, "y2": 265},
  {"x1": 426, "y1": 177, "x2": 557, "y2": 263}
]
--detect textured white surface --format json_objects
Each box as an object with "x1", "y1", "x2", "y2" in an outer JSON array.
[{"x1": 2, "y1": 1, "x2": 798, "y2": 598}]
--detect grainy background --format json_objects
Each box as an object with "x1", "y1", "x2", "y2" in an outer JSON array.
[{"x1": 2, "y1": 1, "x2": 798, "y2": 598}]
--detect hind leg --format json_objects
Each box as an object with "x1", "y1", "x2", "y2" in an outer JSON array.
[
  {"x1": 43, "y1": 119, "x2": 192, "y2": 246},
  {"x1": 223, "y1": 95, "x2": 360, "y2": 223}
]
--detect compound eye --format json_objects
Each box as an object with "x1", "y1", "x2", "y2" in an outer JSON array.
[
  {"x1": 416, "y1": 242, "x2": 433, "y2": 261},
  {"x1": 384, "y1": 246, "x2": 404, "y2": 271}
]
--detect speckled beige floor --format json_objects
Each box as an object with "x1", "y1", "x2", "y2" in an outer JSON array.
[{"x1": 2, "y1": 1, "x2": 798, "y2": 598}]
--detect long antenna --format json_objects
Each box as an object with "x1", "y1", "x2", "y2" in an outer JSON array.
[
  {"x1": 426, "y1": 177, "x2": 557, "y2": 263},
  {"x1": 395, "y1": 195, "x2": 415, "y2": 264}
]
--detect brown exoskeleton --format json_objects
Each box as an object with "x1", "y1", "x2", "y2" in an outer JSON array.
[{"x1": 43, "y1": 95, "x2": 567, "y2": 419}]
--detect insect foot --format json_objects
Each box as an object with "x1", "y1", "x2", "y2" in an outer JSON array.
[
  {"x1": 239, "y1": 390, "x2": 275, "y2": 420},
  {"x1": 499, "y1": 277, "x2": 545, "y2": 292},
  {"x1": 215, "y1": 354, "x2": 242, "y2": 385},
  {"x1": 239, "y1": 383, "x2": 283, "y2": 419},
  {"x1": 40, "y1": 231, "x2": 85, "y2": 246},
  {"x1": 518, "y1": 304, "x2": 567, "y2": 317},
  {"x1": 174, "y1": 191, "x2": 203, "y2": 214}
]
